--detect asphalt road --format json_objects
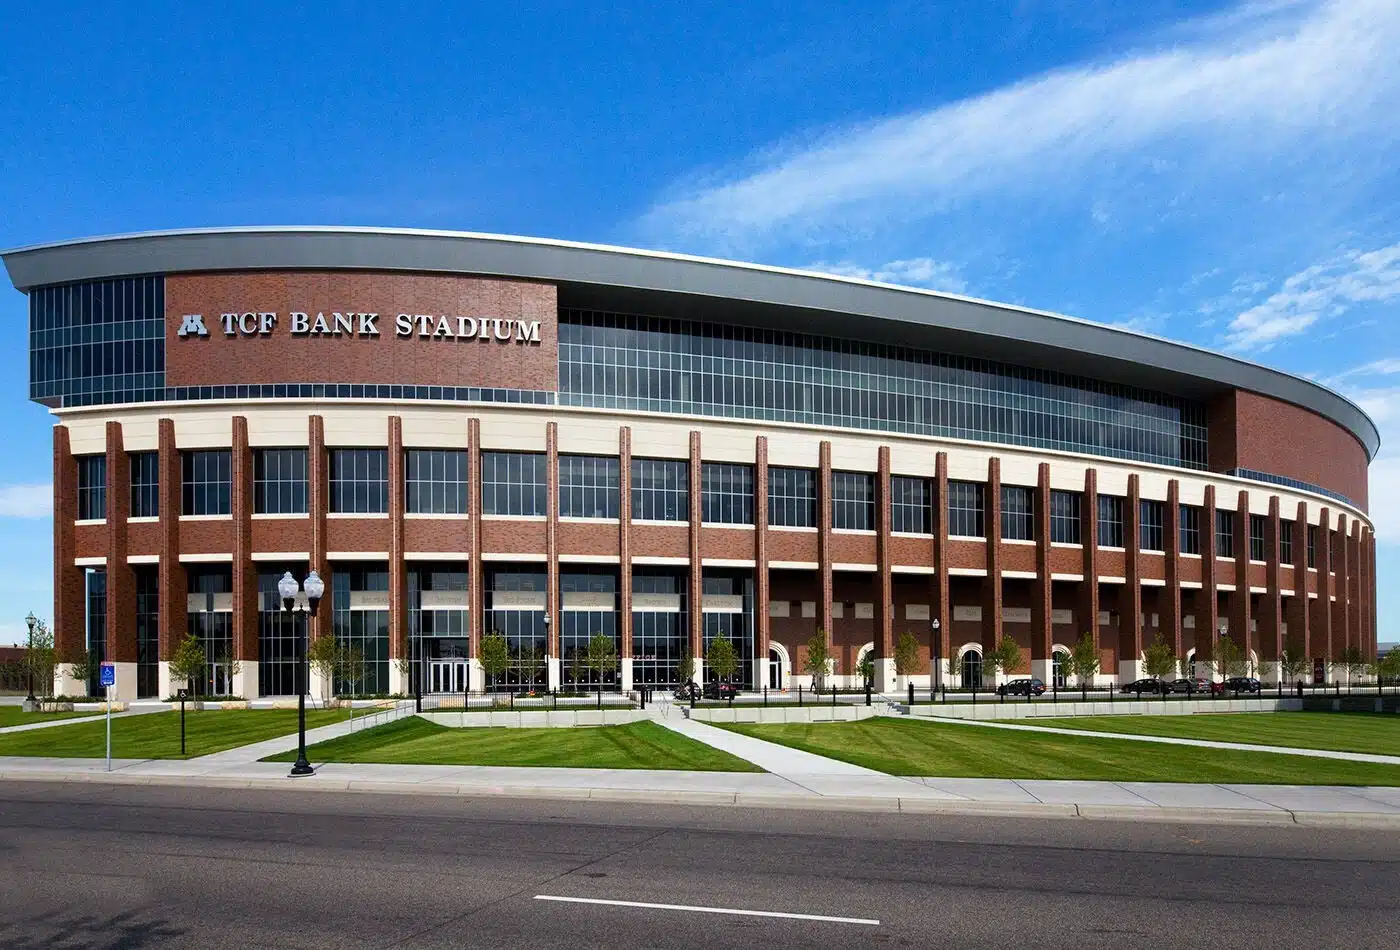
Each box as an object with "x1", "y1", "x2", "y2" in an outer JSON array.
[{"x1": 1, "y1": 782, "x2": 1398, "y2": 949}]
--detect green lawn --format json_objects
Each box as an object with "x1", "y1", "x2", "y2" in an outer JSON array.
[
  {"x1": 0, "y1": 707, "x2": 100, "y2": 728},
  {"x1": 0, "y1": 709, "x2": 367, "y2": 760},
  {"x1": 264, "y1": 717, "x2": 763, "y2": 771},
  {"x1": 719, "y1": 718, "x2": 1400, "y2": 785},
  {"x1": 1013, "y1": 712, "x2": 1400, "y2": 757}
]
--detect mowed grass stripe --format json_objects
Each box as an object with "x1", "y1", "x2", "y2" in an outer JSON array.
[
  {"x1": 0, "y1": 707, "x2": 99, "y2": 728},
  {"x1": 263, "y1": 717, "x2": 763, "y2": 772},
  {"x1": 1012, "y1": 712, "x2": 1400, "y2": 757},
  {"x1": 718, "y1": 718, "x2": 1400, "y2": 785},
  {"x1": 0, "y1": 709, "x2": 366, "y2": 760}
]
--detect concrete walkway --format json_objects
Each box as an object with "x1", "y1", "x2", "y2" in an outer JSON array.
[
  {"x1": 925, "y1": 716, "x2": 1400, "y2": 765},
  {"x1": 0, "y1": 706, "x2": 166, "y2": 735}
]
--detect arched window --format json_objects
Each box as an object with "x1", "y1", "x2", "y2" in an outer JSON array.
[
  {"x1": 1052, "y1": 650, "x2": 1068, "y2": 688},
  {"x1": 768, "y1": 648, "x2": 783, "y2": 690},
  {"x1": 962, "y1": 650, "x2": 983, "y2": 690}
]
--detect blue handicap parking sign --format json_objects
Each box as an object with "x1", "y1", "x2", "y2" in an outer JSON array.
[{"x1": 99, "y1": 663, "x2": 115, "y2": 687}]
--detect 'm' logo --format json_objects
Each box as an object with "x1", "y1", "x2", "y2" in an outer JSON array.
[{"x1": 177, "y1": 314, "x2": 209, "y2": 338}]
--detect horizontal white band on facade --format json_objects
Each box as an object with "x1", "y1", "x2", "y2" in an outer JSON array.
[
  {"x1": 327, "y1": 513, "x2": 388, "y2": 520},
  {"x1": 252, "y1": 552, "x2": 310, "y2": 561},
  {"x1": 349, "y1": 591, "x2": 390, "y2": 610},
  {"x1": 633, "y1": 593, "x2": 682, "y2": 612},
  {"x1": 124, "y1": 553, "x2": 158, "y2": 564},
  {"x1": 179, "y1": 514, "x2": 232, "y2": 522},
  {"x1": 702, "y1": 558, "x2": 756, "y2": 568},
  {"x1": 1180, "y1": 580, "x2": 1202, "y2": 589},
  {"x1": 701, "y1": 523, "x2": 754, "y2": 531},
  {"x1": 832, "y1": 529, "x2": 876, "y2": 537},
  {"x1": 949, "y1": 535, "x2": 984, "y2": 543},
  {"x1": 891, "y1": 565, "x2": 935, "y2": 574},
  {"x1": 769, "y1": 560, "x2": 819, "y2": 570},
  {"x1": 1001, "y1": 570, "x2": 1036, "y2": 579},
  {"x1": 1218, "y1": 583, "x2": 1237, "y2": 592},
  {"x1": 1100, "y1": 576, "x2": 1126, "y2": 584},
  {"x1": 1002, "y1": 538, "x2": 1035, "y2": 547},
  {"x1": 953, "y1": 605, "x2": 981, "y2": 621},
  {"x1": 1050, "y1": 573, "x2": 1083, "y2": 581},
  {"x1": 1050, "y1": 542, "x2": 1082, "y2": 550},
  {"x1": 558, "y1": 554, "x2": 620, "y2": 564},
  {"x1": 1250, "y1": 586, "x2": 1267, "y2": 594},
  {"x1": 481, "y1": 552, "x2": 547, "y2": 561},
  {"x1": 420, "y1": 590, "x2": 469, "y2": 610},
  {"x1": 252, "y1": 512, "x2": 309, "y2": 520},
  {"x1": 832, "y1": 563, "x2": 877, "y2": 573},
  {"x1": 1281, "y1": 589, "x2": 1294, "y2": 596},
  {"x1": 631, "y1": 555, "x2": 688, "y2": 565},
  {"x1": 1182, "y1": 553, "x2": 1202, "y2": 559},
  {"x1": 770, "y1": 525, "x2": 818, "y2": 534},
  {"x1": 830, "y1": 602, "x2": 874, "y2": 619},
  {"x1": 75, "y1": 556, "x2": 107, "y2": 566},
  {"x1": 892, "y1": 532, "x2": 934, "y2": 539},
  {"x1": 702, "y1": 593, "x2": 744, "y2": 613},
  {"x1": 1141, "y1": 578, "x2": 1166, "y2": 586},
  {"x1": 188, "y1": 592, "x2": 233, "y2": 613},
  {"x1": 560, "y1": 516, "x2": 618, "y2": 525},
  {"x1": 405, "y1": 513, "x2": 469, "y2": 520},
  {"x1": 127, "y1": 516, "x2": 158, "y2": 524},
  {"x1": 563, "y1": 592, "x2": 615, "y2": 610},
  {"x1": 405, "y1": 552, "x2": 468, "y2": 560},
  {"x1": 482, "y1": 514, "x2": 546, "y2": 522},
  {"x1": 1003, "y1": 608, "x2": 1031, "y2": 623},
  {"x1": 1099, "y1": 546, "x2": 1125, "y2": 553},
  {"x1": 948, "y1": 567, "x2": 986, "y2": 577},
  {"x1": 631, "y1": 519, "x2": 687, "y2": 528},
  {"x1": 328, "y1": 551, "x2": 389, "y2": 560},
  {"x1": 180, "y1": 553, "x2": 232, "y2": 562},
  {"x1": 492, "y1": 590, "x2": 547, "y2": 609},
  {"x1": 75, "y1": 519, "x2": 105, "y2": 527}
]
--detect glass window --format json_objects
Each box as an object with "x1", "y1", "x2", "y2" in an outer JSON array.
[
  {"x1": 1180, "y1": 504, "x2": 1201, "y2": 555},
  {"x1": 701, "y1": 462, "x2": 753, "y2": 524},
  {"x1": 329, "y1": 449, "x2": 388, "y2": 514},
  {"x1": 331, "y1": 563, "x2": 390, "y2": 695},
  {"x1": 181, "y1": 450, "x2": 231, "y2": 516},
  {"x1": 947, "y1": 480, "x2": 984, "y2": 538},
  {"x1": 631, "y1": 458, "x2": 688, "y2": 521},
  {"x1": 129, "y1": 451, "x2": 158, "y2": 518},
  {"x1": 891, "y1": 475, "x2": 931, "y2": 534},
  {"x1": 831, "y1": 471, "x2": 875, "y2": 530},
  {"x1": 1139, "y1": 499, "x2": 1164, "y2": 552},
  {"x1": 768, "y1": 467, "x2": 816, "y2": 528},
  {"x1": 1000, "y1": 485, "x2": 1033, "y2": 541},
  {"x1": 254, "y1": 448, "x2": 308, "y2": 515},
  {"x1": 77, "y1": 454, "x2": 106, "y2": 520},
  {"x1": 135, "y1": 566, "x2": 158, "y2": 697},
  {"x1": 559, "y1": 455, "x2": 619, "y2": 519},
  {"x1": 1097, "y1": 495, "x2": 1124, "y2": 548},
  {"x1": 1050, "y1": 490, "x2": 1082, "y2": 544},
  {"x1": 481, "y1": 451, "x2": 547, "y2": 516},
  {"x1": 1280, "y1": 519, "x2": 1294, "y2": 564},
  {"x1": 258, "y1": 567, "x2": 306, "y2": 697},
  {"x1": 1250, "y1": 514, "x2": 1267, "y2": 561},
  {"x1": 85, "y1": 568, "x2": 106, "y2": 696},
  {"x1": 1307, "y1": 524, "x2": 1316, "y2": 568},
  {"x1": 1215, "y1": 509, "x2": 1235, "y2": 558},
  {"x1": 405, "y1": 449, "x2": 467, "y2": 515}
]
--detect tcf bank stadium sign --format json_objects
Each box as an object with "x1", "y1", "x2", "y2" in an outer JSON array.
[{"x1": 176, "y1": 310, "x2": 543, "y2": 345}]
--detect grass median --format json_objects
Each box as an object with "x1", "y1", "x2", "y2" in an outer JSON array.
[
  {"x1": 263, "y1": 716, "x2": 764, "y2": 771},
  {"x1": 1009, "y1": 712, "x2": 1400, "y2": 757},
  {"x1": 718, "y1": 718, "x2": 1400, "y2": 785},
  {"x1": 0, "y1": 709, "x2": 368, "y2": 760},
  {"x1": 0, "y1": 707, "x2": 100, "y2": 728}
]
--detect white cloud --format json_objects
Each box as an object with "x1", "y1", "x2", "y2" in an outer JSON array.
[
  {"x1": 1347, "y1": 385, "x2": 1400, "y2": 544},
  {"x1": 0, "y1": 484, "x2": 52, "y2": 518},
  {"x1": 1222, "y1": 243, "x2": 1400, "y2": 350},
  {"x1": 801, "y1": 257, "x2": 966, "y2": 293},
  {"x1": 642, "y1": 0, "x2": 1400, "y2": 245}
]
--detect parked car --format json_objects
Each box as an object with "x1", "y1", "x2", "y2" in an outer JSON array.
[
  {"x1": 996, "y1": 678, "x2": 1046, "y2": 697},
  {"x1": 1164, "y1": 678, "x2": 1205, "y2": 694},
  {"x1": 702, "y1": 681, "x2": 741, "y2": 700},
  {"x1": 1214, "y1": 676, "x2": 1262, "y2": 694},
  {"x1": 1120, "y1": 678, "x2": 1167, "y2": 694}
]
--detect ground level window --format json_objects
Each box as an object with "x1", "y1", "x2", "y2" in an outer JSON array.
[
  {"x1": 962, "y1": 650, "x2": 983, "y2": 690},
  {"x1": 1052, "y1": 651, "x2": 1068, "y2": 688}
]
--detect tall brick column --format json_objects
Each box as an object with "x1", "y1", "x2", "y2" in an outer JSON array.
[
  {"x1": 1121, "y1": 474, "x2": 1143, "y2": 680},
  {"x1": 387, "y1": 415, "x2": 407, "y2": 693},
  {"x1": 308, "y1": 414, "x2": 328, "y2": 643},
  {"x1": 982, "y1": 458, "x2": 1003, "y2": 671},
  {"x1": 231, "y1": 416, "x2": 258, "y2": 698},
  {"x1": 1316, "y1": 508, "x2": 1333, "y2": 673},
  {"x1": 157, "y1": 418, "x2": 183, "y2": 699},
  {"x1": 688, "y1": 431, "x2": 704, "y2": 683},
  {"x1": 104, "y1": 421, "x2": 136, "y2": 698},
  {"x1": 931, "y1": 452, "x2": 951, "y2": 685},
  {"x1": 754, "y1": 435, "x2": 770, "y2": 690},
  {"x1": 52, "y1": 426, "x2": 84, "y2": 693},
  {"x1": 1332, "y1": 516, "x2": 1349, "y2": 665},
  {"x1": 1078, "y1": 469, "x2": 1099, "y2": 663},
  {"x1": 1030, "y1": 462, "x2": 1053, "y2": 684},
  {"x1": 818, "y1": 440, "x2": 834, "y2": 663},
  {"x1": 1287, "y1": 500, "x2": 1309, "y2": 661},
  {"x1": 1083, "y1": 468, "x2": 1102, "y2": 672},
  {"x1": 874, "y1": 445, "x2": 895, "y2": 690},
  {"x1": 467, "y1": 418, "x2": 483, "y2": 677},
  {"x1": 1348, "y1": 521, "x2": 1362, "y2": 662},
  {"x1": 1260, "y1": 495, "x2": 1283, "y2": 682},
  {"x1": 1163, "y1": 479, "x2": 1183, "y2": 661},
  {"x1": 1230, "y1": 490, "x2": 1251, "y2": 666},
  {"x1": 618, "y1": 426, "x2": 634, "y2": 690},
  {"x1": 1198, "y1": 485, "x2": 1219, "y2": 667},
  {"x1": 545, "y1": 421, "x2": 560, "y2": 689}
]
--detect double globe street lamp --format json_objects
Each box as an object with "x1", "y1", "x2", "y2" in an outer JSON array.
[
  {"x1": 278, "y1": 570, "x2": 325, "y2": 777},
  {"x1": 24, "y1": 612, "x2": 38, "y2": 705}
]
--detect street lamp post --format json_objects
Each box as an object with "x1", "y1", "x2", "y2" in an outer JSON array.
[
  {"x1": 280, "y1": 570, "x2": 325, "y2": 777},
  {"x1": 24, "y1": 612, "x2": 37, "y2": 704}
]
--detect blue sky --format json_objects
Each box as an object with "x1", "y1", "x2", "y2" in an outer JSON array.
[{"x1": 0, "y1": 0, "x2": 1395, "y2": 644}]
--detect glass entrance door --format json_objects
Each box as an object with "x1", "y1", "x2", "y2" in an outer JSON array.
[
  {"x1": 429, "y1": 658, "x2": 467, "y2": 694},
  {"x1": 209, "y1": 662, "x2": 232, "y2": 697}
]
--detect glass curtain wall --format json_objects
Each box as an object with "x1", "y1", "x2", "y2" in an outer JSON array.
[
  {"x1": 85, "y1": 568, "x2": 106, "y2": 696},
  {"x1": 701, "y1": 571, "x2": 754, "y2": 687},
  {"x1": 330, "y1": 564, "x2": 390, "y2": 695},
  {"x1": 135, "y1": 566, "x2": 159, "y2": 697},
  {"x1": 258, "y1": 565, "x2": 306, "y2": 697},
  {"x1": 484, "y1": 566, "x2": 548, "y2": 689},
  {"x1": 186, "y1": 566, "x2": 233, "y2": 696},
  {"x1": 631, "y1": 570, "x2": 688, "y2": 687},
  {"x1": 561, "y1": 568, "x2": 619, "y2": 690},
  {"x1": 408, "y1": 564, "x2": 470, "y2": 693}
]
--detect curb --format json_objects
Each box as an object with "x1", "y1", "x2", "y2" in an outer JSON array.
[{"x1": 6, "y1": 769, "x2": 1400, "y2": 828}]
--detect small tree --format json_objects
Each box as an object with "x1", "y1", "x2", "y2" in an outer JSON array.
[
  {"x1": 1374, "y1": 647, "x2": 1400, "y2": 689},
  {"x1": 394, "y1": 653, "x2": 412, "y2": 694},
  {"x1": 1279, "y1": 641, "x2": 1310, "y2": 687},
  {"x1": 893, "y1": 631, "x2": 920, "y2": 688},
  {"x1": 945, "y1": 654, "x2": 962, "y2": 689},
  {"x1": 1068, "y1": 633, "x2": 1100, "y2": 699},
  {"x1": 306, "y1": 634, "x2": 340, "y2": 704},
  {"x1": 333, "y1": 643, "x2": 365, "y2": 698},
  {"x1": 584, "y1": 632, "x2": 620, "y2": 695},
  {"x1": 1143, "y1": 634, "x2": 1177, "y2": 684},
  {"x1": 23, "y1": 619, "x2": 57, "y2": 698},
  {"x1": 68, "y1": 648, "x2": 96, "y2": 697},
  {"x1": 479, "y1": 632, "x2": 510, "y2": 693},
  {"x1": 855, "y1": 652, "x2": 874, "y2": 689},
  {"x1": 519, "y1": 646, "x2": 546, "y2": 692},
  {"x1": 984, "y1": 636, "x2": 1023, "y2": 687},
  {"x1": 169, "y1": 633, "x2": 207, "y2": 700},
  {"x1": 676, "y1": 649, "x2": 695, "y2": 687},
  {"x1": 211, "y1": 648, "x2": 243, "y2": 698},
  {"x1": 1340, "y1": 645, "x2": 1365, "y2": 688},
  {"x1": 1213, "y1": 635, "x2": 1247, "y2": 684},
  {"x1": 706, "y1": 634, "x2": 737, "y2": 686},
  {"x1": 803, "y1": 631, "x2": 832, "y2": 690}
]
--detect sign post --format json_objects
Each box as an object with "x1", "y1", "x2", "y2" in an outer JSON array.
[
  {"x1": 99, "y1": 662, "x2": 115, "y2": 772},
  {"x1": 177, "y1": 688, "x2": 189, "y2": 757}
]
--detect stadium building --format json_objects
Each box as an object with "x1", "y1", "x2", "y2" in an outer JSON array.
[{"x1": 0, "y1": 227, "x2": 1379, "y2": 701}]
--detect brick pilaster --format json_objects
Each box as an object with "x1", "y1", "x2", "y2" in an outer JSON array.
[
  {"x1": 932, "y1": 452, "x2": 951, "y2": 677},
  {"x1": 1123, "y1": 474, "x2": 1143, "y2": 666},
  {"x1": 983, "y1": 458, "x2": 1002, "y2": 655},
  {"x1": 546, "y1": 421, "x2": 560, "y2": 660},
  {"x1": 1199, "y1": 485, "x2": 1219, "y2": 662},
  {"x1": 1030, "y1": 464, "x2": 1052, "y2": 663},
  {"x1": 388, "y1": 416, "x2": 406, "y2": 660},
  {"x1": 1287, "y1": 500, "x2": 1309, "y2": 659},
  {"x1": 754, "y1": 435, "x2": 770, "y2": 686},
  {"x1": 876, "y1": 445, "x2": 893, "y2": 661},
  {"x1": 1230, "y1": 490, "x2": 1250, "y2": 660},
  {"x1": 688, "y1": 431, "x2": 703, "y2": 662},
  {"x1": 157, "y1": 419, "x2": 183, "y2": 660},
  {"x1": 1260, "y1": 495, "x2": 1282, "y2": 667},
  {"x1": 231, "y1": 416, "x2": 256, "y2": 662},
  {"x1": 818, "y1": 440, "x2": 833, "y2": 649},
  {"x1": 1163, "y1": 479, "x2": 1182, "y2": 659},
  {"x1": 1316, "y1": 508, "x2": 1333, "y2": 665},
  {"x1": 468, "y1": 418, "x2": 483, "y2": 657},
  {"x1": 619, "y1": 427, "x2": 634, "y2": 663},
  {"x1": 53, "y1": 426, "x2": 84, "y2": 662},
  {"x1": 105, "y1": 421, "x2": 135, "y2": 665},
  {"x1": 307, "y1": 415, "x2": 327, "y2": 642}
]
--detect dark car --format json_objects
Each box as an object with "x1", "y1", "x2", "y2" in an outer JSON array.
[
  {"x1": 1120, "y1": 678, "x2": 1167, "y2": 694},
  {"x1": 1217, "y1": 676, "x2": 1262, "y2": 694},
  {"x1": 702, "y1": 681, "x2": 741, "y2": 700},
  {"x1": 1164, "y1": 678, "x2": 1207, "y2": 694},
  {"x1": 996, "y1": 678, "x2": 1046, "y2": 697}
]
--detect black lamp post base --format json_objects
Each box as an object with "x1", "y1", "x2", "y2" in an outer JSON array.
[{"x1": 288, "y1": 758, "x2": 315, "y2": 777}]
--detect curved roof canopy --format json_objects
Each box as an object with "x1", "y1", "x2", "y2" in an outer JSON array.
[{"x1": 1, "y1": 226, "x2": 1380, "y2": 460}]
